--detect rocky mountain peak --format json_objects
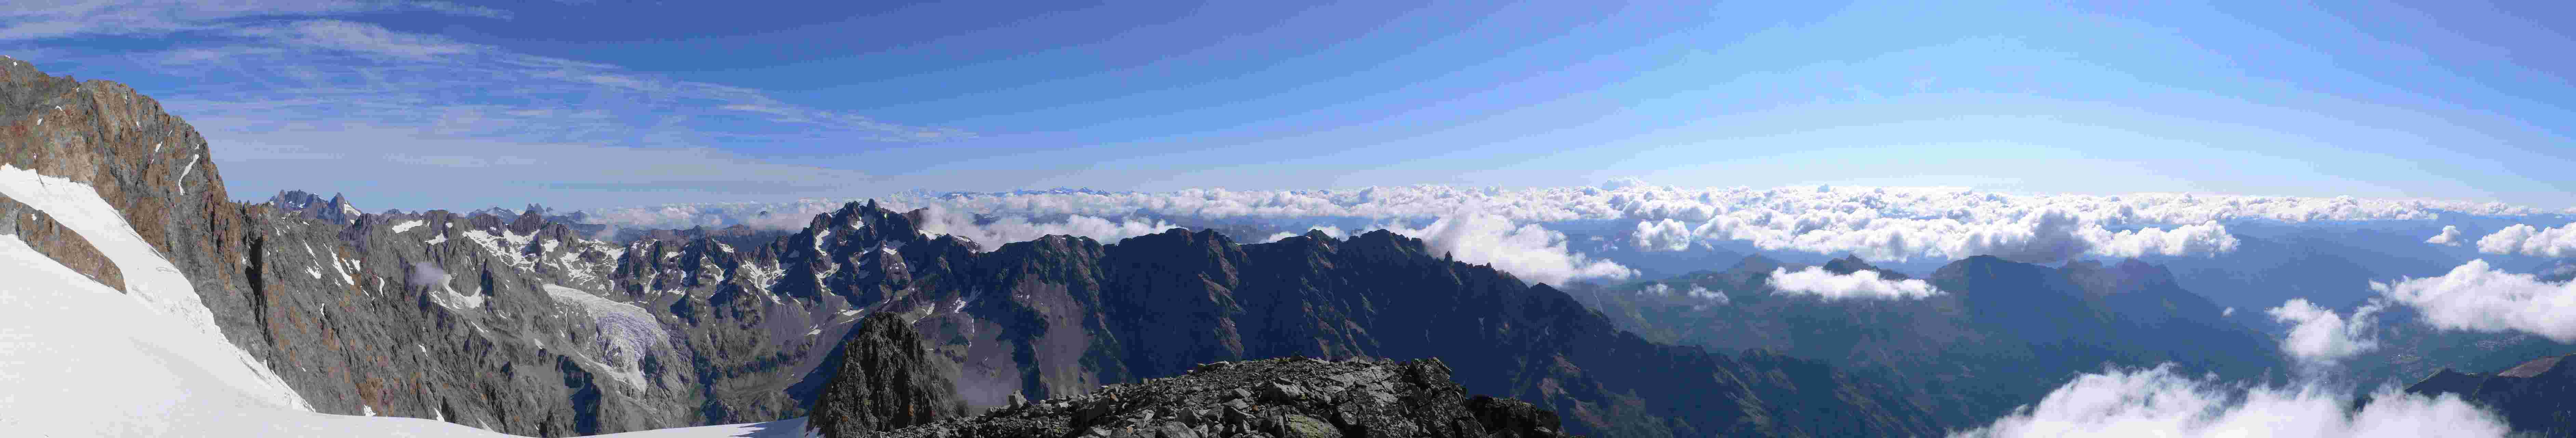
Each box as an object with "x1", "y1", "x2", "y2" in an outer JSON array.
[
  {"x1": 808, "y1": 315, "x2": 961, "y2": 437},
  {"x1": 1821, "y1": 255, "x2": 1904, "y2": 279}
]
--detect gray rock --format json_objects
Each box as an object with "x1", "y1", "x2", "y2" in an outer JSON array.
[
  {"x1": 808, "y1": 316, "x2": 959, "y2": 437},
  {"x1": 874, "y1": 357, "x2": 1576, "y2": 438}
]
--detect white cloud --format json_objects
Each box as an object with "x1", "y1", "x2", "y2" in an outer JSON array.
[
  {"x1": 2265, "y1": 298, "x2": 2381, "y2": 365},
  {"x1": 1631, "y1": 218, "x2": 1696, "y2": 252},
  {"x1": 2426, "y1": 225, "x2": 2465, "y2": 246},
  {"x1": 1262, "y1": 226, "x2": 1344, "y2": 243},
  {"x1": 1642, "y1": 283, "x2": 1726, "y2": 303},
  {"x1": 1372, "y1": 214, "x2": 1635, "y2": 286},
  {"x1": 1955, "y1": 364, "x2": 2509, "y2": 438},
  {"x1": 910, "y1": 205, "x2": 1179, "y2": 249},
  {"x1": 2374, "y1": 259, "x2": 2576, "y2": 342},
  {"x1": 2475, "y1": 222, "x2": 2576, "y2": 257},
  {"x1": 1684, "y1": 284, "x2": 1727, "y2": 304},
  {"x1": 1765, "y1": 266, "x2": 1942, "y2": 299},
  {"x1": 226, "y1": 19, "x2": 478, "y2": 61},
  {"x1": 406, "y1": 262, "x2": 448, "y2": 287}
]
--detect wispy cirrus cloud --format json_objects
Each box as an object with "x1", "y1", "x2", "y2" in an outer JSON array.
[
  {"x1": 0, "y1": 0, "x2": 507, "y2": 40},
  {"x1": 3, "y1": 2, "x2": 968, "y2": 208}
]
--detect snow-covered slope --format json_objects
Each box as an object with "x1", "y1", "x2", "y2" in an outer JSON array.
[
  {"x1": 0, "y1": 166, "x2": 806, "y2": 437},
  {"x1": 590, "y1": 418, "x2": 812, "y2": 438}
]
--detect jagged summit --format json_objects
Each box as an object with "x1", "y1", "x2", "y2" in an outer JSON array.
[{"x1": 266, "y1": 190, "x2": 362, "y2": 225}]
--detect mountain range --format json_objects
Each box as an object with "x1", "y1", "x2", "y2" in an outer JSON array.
[{"x1": 7, "y1": 55, "x2": 2576, "y2": 437}]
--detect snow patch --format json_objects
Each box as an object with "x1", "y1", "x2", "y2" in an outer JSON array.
[
  {"x1": 429, "y1": 283, "x2": 486, "y2": 309},
  {"x1": 543, "y1": 284, "x2": 665, "y2": 390},
  {"x1": 390, "y1": 220, "x2": 425, "y2": 234},
  {"x1": 177, "y1": 153, "x2": 198, "y2": 192},
  {"x1": 461, "y1": 228, "x2": 540, "y2": 270}
]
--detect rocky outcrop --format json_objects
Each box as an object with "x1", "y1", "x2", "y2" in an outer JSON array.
[
  {"x1": 2407, "y1": 353, "x2": 2576, "y2": 436},
  {"x1": 880, "y1": 357, "x2": 1574, "y2": 438},
  {"x1": 810, "y1": 315, "x2": 960, "y2": 437},
  {"x1": 0, "y1": 195, "x2": 121, "y2": 291}
]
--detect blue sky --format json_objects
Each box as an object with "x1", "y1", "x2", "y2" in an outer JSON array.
[{"x1": 6, "y1": 0, "x2": 2571, "y2": 210}]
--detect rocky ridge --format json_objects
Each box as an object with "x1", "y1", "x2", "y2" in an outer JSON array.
[
  {"x1": 268, "y1": 189, "x2": 361, "y2": 225},
  {"x1": 875, "y1": 357, "x2": 1574, "y2": 438},
  {"x1": 2407, "y1": 352, "x2": 2576, "y2": 436}
]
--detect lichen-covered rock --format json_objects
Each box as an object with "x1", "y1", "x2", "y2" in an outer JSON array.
[
  {"x1": 876, "y1": 357, "x2": 1576, "y2": 438},
  {"x1": 810, "y1": 315, "x2": 961, "y2": 437}
]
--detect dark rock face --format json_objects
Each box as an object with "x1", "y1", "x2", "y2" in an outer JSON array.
[
  {"x1": 879, "y1": 357, "x2": 1574, "y2": 438},
  {"x1": 2406, "y1": 353, "x2": 2576, "y2": 436},
  {"x1": 0, "y1": 195, "x2": 122, "y2": 291},
  {"x1": 810, "y1": 315, "x2": 960, "y2": 437}
]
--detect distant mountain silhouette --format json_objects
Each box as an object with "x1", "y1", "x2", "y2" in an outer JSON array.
[{"x1": 2409, "y1": 352, "x2": 2576, "y2": 436}]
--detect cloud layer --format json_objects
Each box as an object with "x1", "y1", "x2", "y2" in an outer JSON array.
[
  {"x1": 583, "y1": 184, "x2": 2564, "y2": 265},
  {"x1": 1765, "y1": 267, "x2": 1943, "y2": 299},
  {"x1": 2374, "y1": 259, "x2": 2576, "y2": 342},
  {"x1": 1955, "y1": 364, "x2": 2509, "y2": 438},
  {"x1": 2476, "y1": 222, "x2": 2576, "y2": 257},
  {"x1": 1373, "y1": 214, "x2": 1635, "y2": 286},
  {"x1": 910, "y1": 205, "x2": 1179, "y2": 249},
  {"x1": 2265, "y1": 298, "x2": 2381, "y2": 365}
]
